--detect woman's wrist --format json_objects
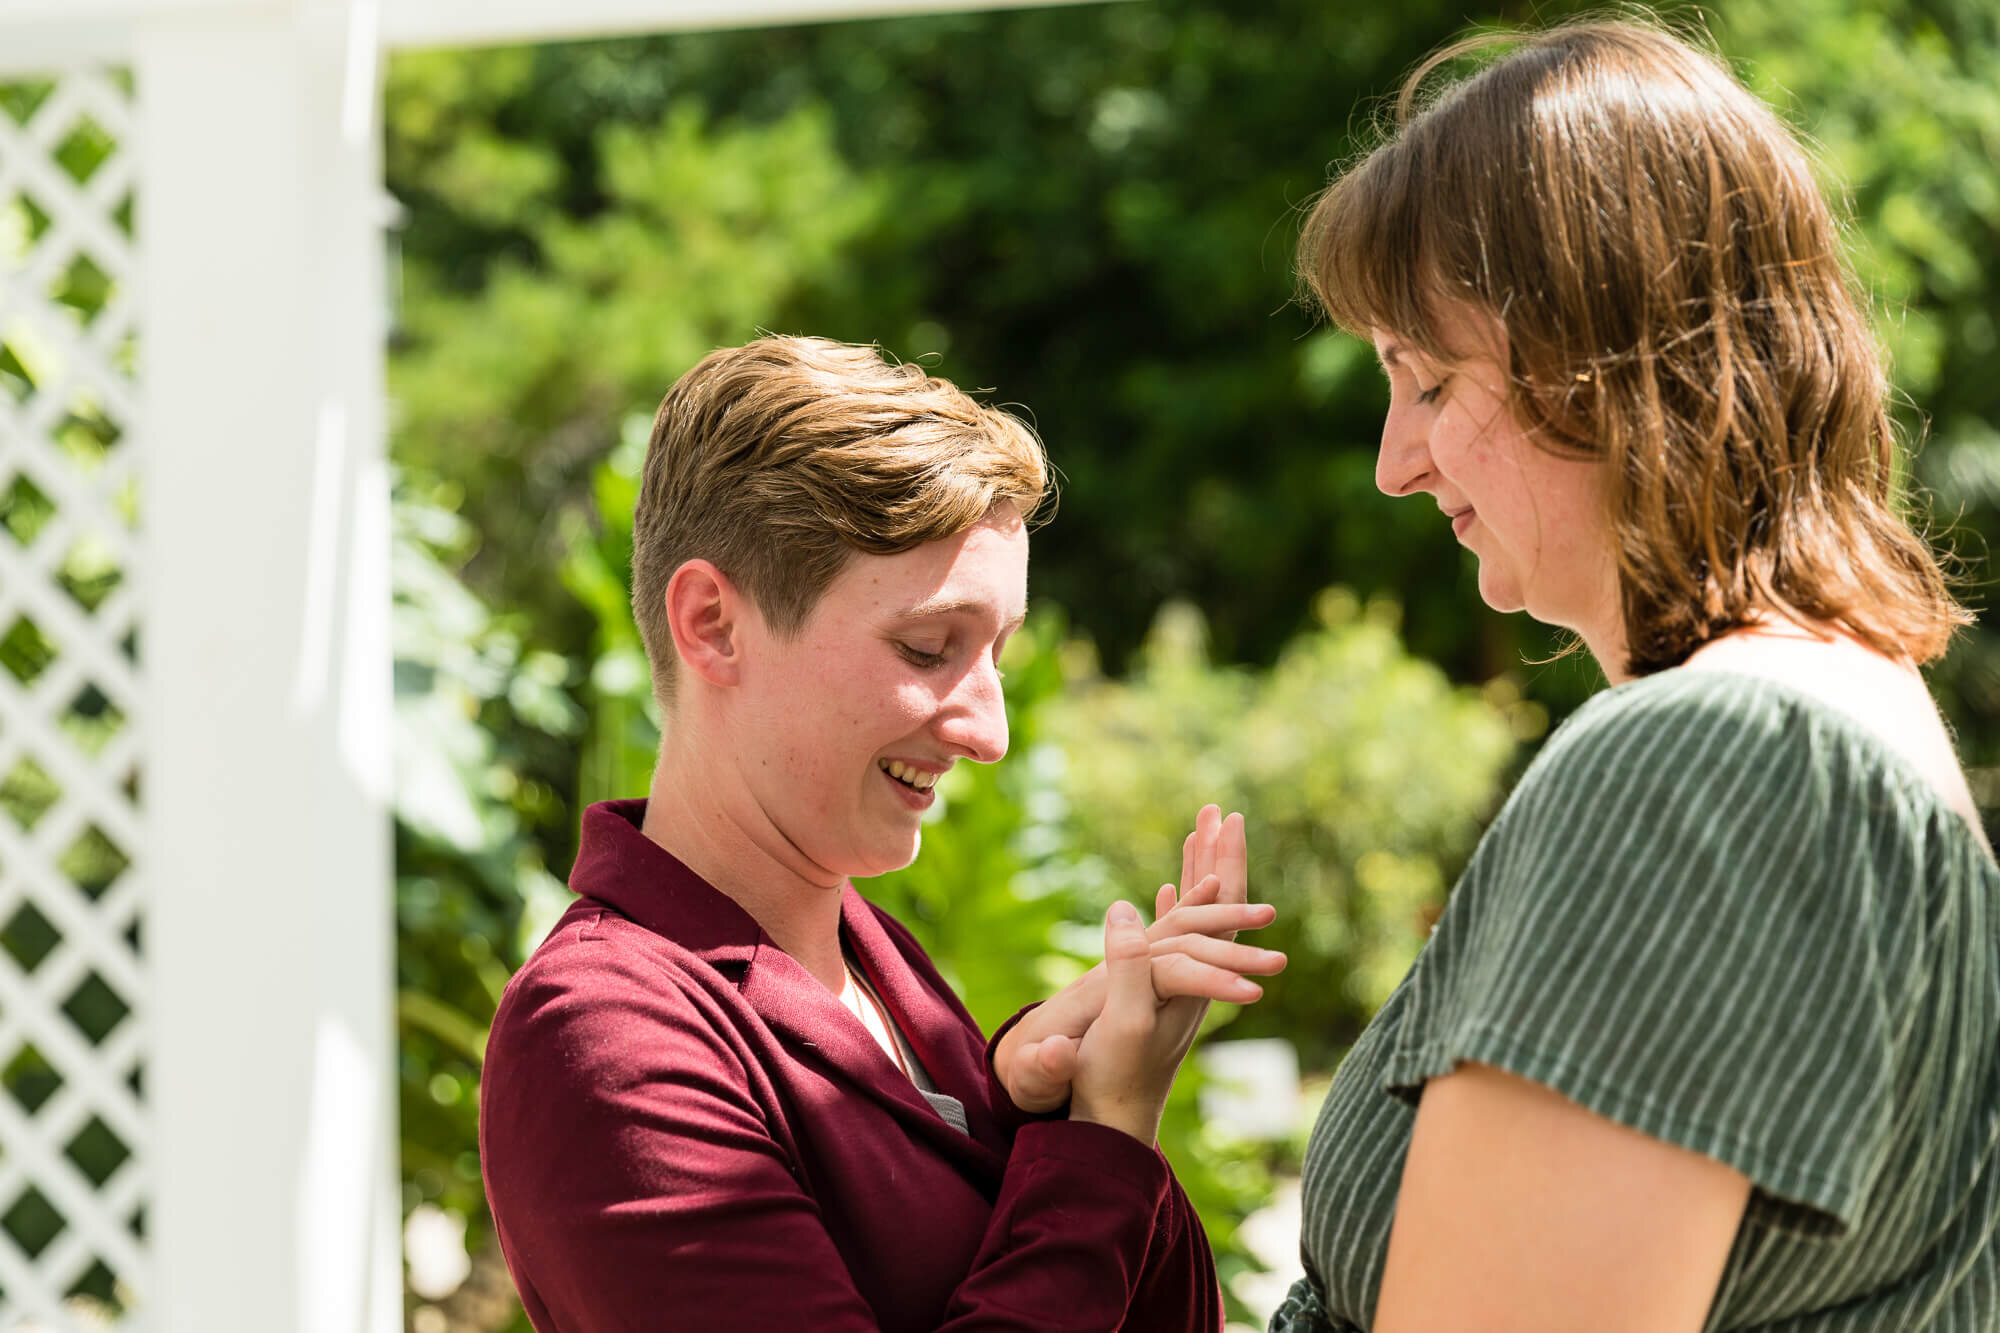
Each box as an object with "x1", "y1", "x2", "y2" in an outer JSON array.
[{"x1": 1067, "y1": 1097, "x2": 1162, "y2": 1146}]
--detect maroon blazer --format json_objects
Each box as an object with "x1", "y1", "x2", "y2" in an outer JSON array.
[{"x1": 480, "y1": 800, "x2": 1223, "y2": 1332}]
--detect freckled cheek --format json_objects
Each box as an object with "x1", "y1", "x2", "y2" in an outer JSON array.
[
  {"x1": 885, "y1": 681, "x2": 944, "y2": 723},
  {"x1": 1429, "y1": 419, "x2": 1487, "y2": 478}
]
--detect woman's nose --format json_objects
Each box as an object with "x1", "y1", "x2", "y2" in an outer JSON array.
[
  {"x1": 1376, "y1": 403, "x2": 1435, "y2": 498},
  {"x1": 938, "y1": 659, "x2": 1009, "y2": 764}
]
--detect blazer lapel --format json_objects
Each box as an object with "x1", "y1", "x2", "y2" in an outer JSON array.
[
  {"x1": 839, "y1": 889, "x2": 1012, "y2": 1145},
  {"x1": 740, "y1": 931, "x2": 1006, "y2": 1176}
]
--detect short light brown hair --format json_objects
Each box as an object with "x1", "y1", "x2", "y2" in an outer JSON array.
[
  {"x1": 630, "y1": 336, "x2": 1050, "y2": 702},
  {"x1": 1298, "y1": 17, "x2": 1968, "y2": 673}
]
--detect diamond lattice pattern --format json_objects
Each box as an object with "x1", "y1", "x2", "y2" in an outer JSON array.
[{"x1": 0, "y1": 70, "x2": 146, "y2": 1326}]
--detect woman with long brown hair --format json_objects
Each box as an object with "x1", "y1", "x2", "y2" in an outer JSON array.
[{"x1": 1280, "y1": 18, "x2": 1999, "y2": 1332}]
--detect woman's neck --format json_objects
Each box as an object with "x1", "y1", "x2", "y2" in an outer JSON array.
[{"x1": 640, "y1": 737, "x2": 849, "y2": 992}]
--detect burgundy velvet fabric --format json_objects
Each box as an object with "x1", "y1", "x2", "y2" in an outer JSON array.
[{"x1": 480, "y1": 800, "x2": 1223, "y2": 1332}]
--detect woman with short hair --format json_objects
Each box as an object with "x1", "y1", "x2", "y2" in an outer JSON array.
[
  {"x1": 1281, "y1": 19, "x2": 1998, "y2": 1332},
  {"x1": 480, "y1": 335, "x2": 1284, "y2": 1332}
]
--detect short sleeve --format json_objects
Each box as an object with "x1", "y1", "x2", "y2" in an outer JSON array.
[
  {"x1": 1269, "y1": 1277, "x2": 1349, "y2": 1333},
  {"x1": 1380, "y1": 675, "x2": 1903, "y2": 1236}
]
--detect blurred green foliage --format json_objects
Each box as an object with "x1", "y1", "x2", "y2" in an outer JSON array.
[
  {"x1": 376, "y1": 0, "x2": 2000, "y2": 1325},
  {"x1": 1043, "y1": 591, "x2": 1525, "y2": 1067},
  {"x1": 393, "y1": 479, "x2": 583, "y2": 1238}
]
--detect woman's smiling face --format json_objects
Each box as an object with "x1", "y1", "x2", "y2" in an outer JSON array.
[
  {"x1": 1370, "y1": 319, "x2": 1619, "y2": 647},
  {"x1": 728, "y1": 503, "x2": 1028, "y2": 882}
]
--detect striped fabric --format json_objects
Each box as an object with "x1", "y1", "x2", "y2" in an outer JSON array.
[{"x1": 1275, "y1": 669, "x2": 2000, "y2": 1332}]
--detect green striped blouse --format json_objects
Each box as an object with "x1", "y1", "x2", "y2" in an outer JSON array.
[{"x1": 1275, "y1": 669, "x2": 2000, "y2": 1332}]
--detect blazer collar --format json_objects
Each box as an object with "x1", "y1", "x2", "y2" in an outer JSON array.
[
  {"x1": 567, "y1": 800, "x2": 1007, "y2": 1158},
  {"x1": 568, "y1": 799, "x2": 763, "y2": 971}
]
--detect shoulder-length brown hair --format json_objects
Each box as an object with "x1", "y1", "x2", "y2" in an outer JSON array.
[{"x1": 1298, "y1": 17, "x2": 1967, "y2": 673}]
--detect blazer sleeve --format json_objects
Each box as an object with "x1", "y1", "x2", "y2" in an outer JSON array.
[{"x1": 481, "y1": 943, "x2": 1220, "y2": 1332}]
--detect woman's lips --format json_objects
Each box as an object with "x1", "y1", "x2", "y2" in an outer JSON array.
[
  {"x1": 880, "y1": 765, "x2": 937, "y2": 810},
  {"x1": 1450, "y1": 508, "x2": 1476, "y2": 538}
]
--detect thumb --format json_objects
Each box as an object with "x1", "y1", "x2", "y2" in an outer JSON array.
[
  {"x1": 1007, "y1": 1035, "x2": 1079, "y2": 1112},
  {"x1": 1100, "y1": 900, "x2": 1156, "y2": 1024},
  {"x1": 1031, "y1": 1033, "x2": 1079, "y2": 1086}
]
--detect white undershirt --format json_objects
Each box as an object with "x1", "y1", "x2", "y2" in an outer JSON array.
[{"x1": 839, "y1": 955, "x2": 936, "y2": 1094}]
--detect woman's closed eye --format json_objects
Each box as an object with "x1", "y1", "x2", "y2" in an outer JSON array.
[
  {"x1": 896, "y1": 642, "x2": 949, "y2": 669},
  {"x1": 1415, "y1": 377, "x2": 1449, "y2": 406}
]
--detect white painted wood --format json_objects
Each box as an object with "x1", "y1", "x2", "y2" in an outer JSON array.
[
  {"x1": 0, "y1": 0, "x2": 1126, "y2": 72},
  {"x1": 0, "y1": 61, "x2": 152, "y2": 1326},
  {"x1": 137, "y1": 1, "x2": 398, "y2": 1329},
  {"x1": 4, "y1": 0, "x2": 279, "y2": 17},
  {"x1": 0, "y1": 0, "x2": 273, "y2": 75},
  {"x1": 0, "y1": 24, "x2": 129, "y2": 77},
  {"x1": 381, "y1": 0, "x2": 1123, "y2": 49}
]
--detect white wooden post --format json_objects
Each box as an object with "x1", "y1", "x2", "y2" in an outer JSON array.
[{"x1": 138, "y1": 3, "x2": 398, "y2": 1331}]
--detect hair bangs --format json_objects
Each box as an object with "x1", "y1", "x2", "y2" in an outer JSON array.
[{"x1": 1298, "y1": 106, "x2": 1495, "y2": 371}]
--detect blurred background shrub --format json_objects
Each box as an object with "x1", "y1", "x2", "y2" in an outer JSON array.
[{"x1": 1042, "y1": 590, "x2": 1524, "y2": 1067}]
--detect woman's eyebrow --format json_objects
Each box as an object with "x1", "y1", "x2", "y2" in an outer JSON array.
[
  {"x1": 1375, "y1": 342, "x2": 1405, "y2": 375},
  {"x1": 892, "y1": 595, "x2": 1028, "y2": 635}
]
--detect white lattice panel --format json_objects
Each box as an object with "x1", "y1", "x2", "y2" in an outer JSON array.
[{"x1": 0, "y1": 69, "x2": 148, "y2": 1328}]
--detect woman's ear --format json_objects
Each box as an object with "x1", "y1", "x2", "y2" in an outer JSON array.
[{"x1": 664, "y1": 559, "x2": 746, "y2": 689}]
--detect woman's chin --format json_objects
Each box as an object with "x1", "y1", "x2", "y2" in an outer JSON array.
[
  {"x1": 852, "y1": 832, "x2": 924, "y2": 881},
  {"x1": 1474, "y1": 563, "x2": 1528, "y2": 615}
]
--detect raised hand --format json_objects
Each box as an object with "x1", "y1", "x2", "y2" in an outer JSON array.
[
  {"x1": 1066, "y1": 901, "x2": 1207, "y2": 1146},
  {"x1": 999, "y1": 806, "x2": 1283, "y2": 1113}
]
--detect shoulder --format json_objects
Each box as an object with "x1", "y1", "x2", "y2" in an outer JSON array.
[
  {"x1": 487, "y1": 898, "x2": 751, "y2": 1094},
  {"x1": 481, "y1": 899, "x2": 776, "y2": 1196},
  {"x1": 1682, "y1": 632, "x2": 1987, "y2": 835},
  {"x1": 498, "y1": 897, "x2": 695, "y2": 1009},
  {"x1": 479, "y1": 903, "x2": 804, "y2": 1254},
  {"x1": 1456, "y1": 668, "x2": 1938, "y2": 938},
  {"x1": 1508, "y1": 664, "x2": 1956, "y2": 822},
  {"x1": 1537, "y1": 668, "x2": 1805, "y2": 768},
  {"x1": 1496, "y1": 670, "x2": 1825, "y2": 843}
]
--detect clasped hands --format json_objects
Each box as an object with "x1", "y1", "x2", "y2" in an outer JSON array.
[{"x1": 994, "y1": 805, "x2": 1285, "y2": 1145}]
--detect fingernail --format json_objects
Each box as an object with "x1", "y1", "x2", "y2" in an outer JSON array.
[{"x1": 1109, "y1": 901, "x2": 1140, "y2": 926}]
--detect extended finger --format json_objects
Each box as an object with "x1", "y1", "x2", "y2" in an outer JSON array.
[
  {"x1": 1145, "y1": 878, "x2": 1222, "y2": 947},
  {"x1": 1192, "y1": 804, "x2": 1222, "y2": 889},
  {"x1": 1154, "y1": 882, "x2": 1176, "y2": 922},
  {"x1": 1148, "y1": 899, "x2": 1274, "y2": 941},
  {"x1": 1149, "y1": 953, "x2": 1266, "y2": 1004},
  {"x1": 1180, "y1": 831, "x2": 1197, "y2": 908},
  {"x1": 1216, "y1": 810, "x2": 1248, "y2": 909},
  {"x1": 1152, "y1": 932, "x2": 1287, "y2": 976},
  {"x1": 1173, "y1": 873, "x2": 1222, "y2": 910}
]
